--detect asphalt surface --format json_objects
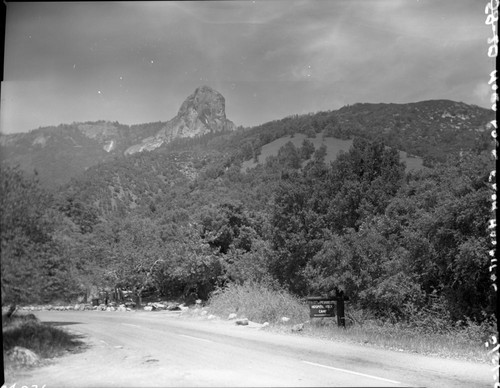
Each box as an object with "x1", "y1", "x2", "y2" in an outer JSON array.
[{"x1": 3, "y1": 310, "x2": 492, "y2": 387}]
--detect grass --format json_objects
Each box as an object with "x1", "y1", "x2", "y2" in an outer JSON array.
[
  {"x1": 2, "y1": 311, "x2": 84, "y2": 362},
  {"x1": 293, "y1": 317, "x2": 494, "y2": 363},
  {"x1": 208, "y1": 281, "x2": 309, "y2": 324},
  {"x1": 207, "y1": 282, "x2": 494, "y2": 363},
  {"x1": 240, "y1": 132, "x2": 423, "y2": 173}
]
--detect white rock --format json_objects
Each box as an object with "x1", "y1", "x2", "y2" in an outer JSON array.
[
  {"x1": 74, "y1": 304, "x2": 80, "y2": 310},
  {"x1": 235, "y1": 318, "x2": 249, "y2": 326},
  {"x1": 261, "y1": 322, "x2": 270, "y2": 328},
  {"x1": 201, "y1": 310, "x2": 208, "y2": 316},
  {"x1": 207, "y1": 314, "x2": 216, "y2": 320},
  {"x1": 5, "y1": 346, "x2": 39, "y2": 367},
  {"x1": 281, "y1": 317, "x2": 290, "y2": 323},
  {"x1": 228, "y1": 313, "x2": 237, "y2": 320},
  {"x1": 292, "y1": 323, "x2": 304, "y2": 332},
  {"x1": 144, "y1": 306, "x2": 153, "y2": 311}
]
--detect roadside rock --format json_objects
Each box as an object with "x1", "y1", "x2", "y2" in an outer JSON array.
[
  {"x1": 280, "y1": 317, "x2": 290, "y2": 323},
  {"x1": 260, "y1": 322, "x2": 270, "y2": 329},
  {"x1": 228, "y1": 313, "x2": 237, "y2": 320},
  {"x1": 5, "y1": 346, "x2": 40, "y2": 367},
  {"x1": 144, "y1": 306, "x2": 153, "y2": 311},
  {"x1": 292, "y1": 323, "x2": 304, "y2": 332},
  {"x1": 152, "y1": 303, "x2": 165, "y2": 310},
  {"x1": 235, "y1": 318, "x2": 249, "y2": 326}
]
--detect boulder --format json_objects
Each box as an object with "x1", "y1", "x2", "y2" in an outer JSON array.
[
  {"x1": 228, "y1": 313, "x2": 237, "y2": 320},
  {"x1": 235, "y1": 318, "x2": 249, "y2": 326},
  {"x1": 292, "y1": 323, "x2": 304, "y2": 332},
  {"x1": 167, "y1": 303, "x2": 180, "y2": 311},
  {"x1": 201, "y1": 310, "x2": 208, "y2": 316},
  {"x1": 280, "y1": 317, "x2": 290, "y2": 323},
  {"x1": 5, "y1": 346, "x2": 40, "y2": 367},
  {"x1": 74, "y1": 304, "x2": 80, "y2": 310},
  {"x1": 207, "y1": 314, "x2": 216, "y2": 320},
  {"x1": 144, "y1": 306, "x2": 153, "y2": 311}
]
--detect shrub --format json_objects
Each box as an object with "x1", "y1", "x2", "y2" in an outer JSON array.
[
  {"x1": 208, "y1": 281, "x2": 309, "y2": 324},
  {"x1": 2, "y1": 313, "x2": 83, "y2": 358}
]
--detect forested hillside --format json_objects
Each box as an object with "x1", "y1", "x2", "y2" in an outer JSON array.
[
  {"x1": 1, "y1": 128, "x2": 495, "y2": 329},
  {"x1": 1, "y1": 96, "x2": 496, "y2": 335}
]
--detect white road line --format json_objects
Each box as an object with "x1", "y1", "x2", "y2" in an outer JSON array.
[
  {"x1": 121, "y1": 323, "x2": 141, "y2": 328},
  {"x1": 178, "y1": 334, "x2": 213, "y2": 343},
  {"x1": 302, "y1": 360, "x2": 402, "y2": 385}
]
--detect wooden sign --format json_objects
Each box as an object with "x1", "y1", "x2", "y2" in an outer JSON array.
[{"x1": 308, "y1": 298, "x2": 335, "y2": 318}]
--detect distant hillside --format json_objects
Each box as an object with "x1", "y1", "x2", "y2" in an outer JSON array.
[
  {"x1": 1, "y1": 97, "x2": 492, "y2": 189},
  {"x1": 234, "y1": 99, "x2": 493, "y2": 170},
  {"x1": 0, "y1": 86, "x2": 237, "y2": 189},
  {"x1": 0, "y1": 121, "x2": 164, "y2": 188},
  {"x1": 240, "y1": 133, "x2": 423, "y2": 173}
]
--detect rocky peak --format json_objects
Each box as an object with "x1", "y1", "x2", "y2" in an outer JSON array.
[
  {"x1": 125, "y1": 86, "x2": 235, "y2": 154},
  {"x1": 179, "y1": 85, "x2": 226, "y2": 124}
]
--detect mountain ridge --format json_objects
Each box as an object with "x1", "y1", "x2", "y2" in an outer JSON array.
[{"x1": 0, "y1": 94, "x2": 494, "y2": 189}]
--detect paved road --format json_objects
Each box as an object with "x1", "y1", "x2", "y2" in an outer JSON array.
[{"x1": 4, "y1": 310, "x2": 491, "y2": 387}]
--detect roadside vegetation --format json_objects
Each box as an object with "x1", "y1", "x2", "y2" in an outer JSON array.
[
  {"x1": 207, "y1": 281, "x2": 496, "y2": 363},
  {"x1": 208, "y1": 281, "x2": 309, "y2": 324},
  {"x1": 2, "y1": 311, "x2": 84, "y2": 370}
]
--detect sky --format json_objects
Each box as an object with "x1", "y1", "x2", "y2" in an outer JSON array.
[{"x1": 0, "y1": 0, "x2": 496, "y2": 134}]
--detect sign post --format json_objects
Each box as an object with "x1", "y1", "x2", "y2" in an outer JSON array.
[{"x1": 335, "y1": 289, "x2": 346, "y2": 328}]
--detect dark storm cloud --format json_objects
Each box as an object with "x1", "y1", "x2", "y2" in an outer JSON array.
[{"x1": 0, "y1": 0, "x2": 494, "y2": 134}]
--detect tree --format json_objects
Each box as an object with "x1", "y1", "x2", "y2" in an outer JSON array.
[
  {"x1": 0, "y1": 166, "x2": 73, "y2": 305},
  {"x1": 269, "y1": 138, "x2": 406, "y2": 296},
  {"x1": 300, "y1": 139, "x2": 315, "y2": 160},
  {"x1": 277, "y1": 141, "x2": 301, "y2": 170}
]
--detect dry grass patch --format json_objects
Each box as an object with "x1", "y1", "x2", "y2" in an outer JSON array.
[
  {"x1": 208, "y1": 282, "x2": 309, "y2": 324},
  {"x1": 2, "y1": 312, "x2": 84, "y2": 365}
]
